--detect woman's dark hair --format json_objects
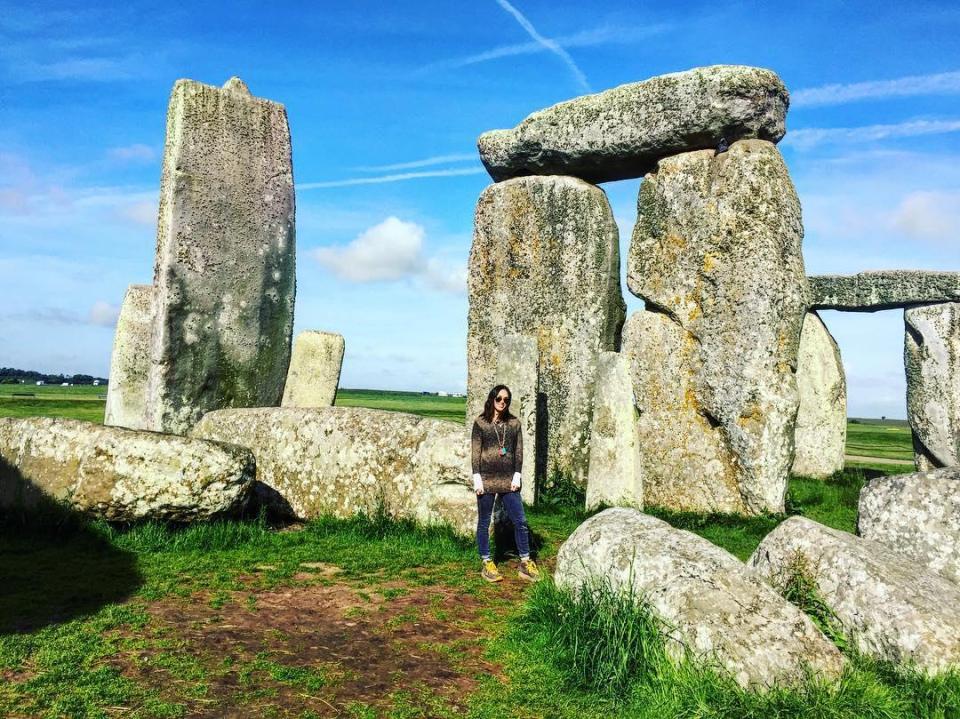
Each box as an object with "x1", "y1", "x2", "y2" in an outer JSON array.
[{"x1": 481, "y1": 384, "x2": 514, "y2": 423}]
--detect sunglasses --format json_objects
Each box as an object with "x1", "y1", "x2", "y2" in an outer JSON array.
[{"x1": 495, "y1": 395, "x2": 510, "y2": 404}]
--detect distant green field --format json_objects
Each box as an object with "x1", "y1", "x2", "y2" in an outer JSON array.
[{"x1": 845, "y1": 420, "x2": 914, "y2": 461}]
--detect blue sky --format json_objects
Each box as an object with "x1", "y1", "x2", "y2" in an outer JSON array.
[{"x1": 1, "y1": 0, "x2": 958, "y2": 417}]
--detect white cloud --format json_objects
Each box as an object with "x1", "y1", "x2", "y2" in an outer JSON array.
[
  {"x1": 493, "y1": 0, "x2": 591, "y2": 92},
  {"x1": 298, "y1": 166, "x2": 485, "y2": 190},
  {"x1": 312, "y1": 217, "x2": 425, "y2": 282},
  {"x1": 117, "y1": 199, "x2": 156, "y2": 226},
  {"x1": 354, "y1": 154, "x2": 477, "y2": 172},
  {"x1": 88, "y1": 300, "x2": 120, "y2": 327},
  {"x1": 310, "y1": 217, "x2": 467, "y2": 293},
  {"x1": 785, "y1": 119, "x2": 960, "y2": 150},
  {"x1": 891, "y1": 191, "x2": 960, "y2": 242},
  {"x1": 792, "y1": 70, "x2": 960, "y2": 108},
  {"x1": 108, "y1": 143, "x2": 156, "y2": 163},
  {"x1": 421, "y1": 23, "x2": 669, "y2": 73}
]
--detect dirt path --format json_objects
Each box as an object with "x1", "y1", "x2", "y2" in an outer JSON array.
[
  {"x1": 845, "y1": 454, "x2": 915, "y2": 467},
  {"x1": 109, "y1": 564, "x2": 531, "y2": 718}
]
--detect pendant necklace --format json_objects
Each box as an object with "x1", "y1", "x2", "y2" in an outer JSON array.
[{"x1": 494, "y1": 419, "x2": 508, "y2": 456}]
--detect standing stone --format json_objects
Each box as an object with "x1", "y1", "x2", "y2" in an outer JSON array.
[
  {"x1": 281, "y1": 331, "x2": 345, "y2": 408},
  {"x1": 792, "y1": 312, "x2": 847, "y2": 478},
  {"x1": 625, "y1": 140, "x2": 807, "y2": 515},
  {"x1": 750, "y1": 516, "x2": 960, "y2": 674},
  {"x1": 585, "y1": 352, "x2": 642, "y2": 510},
  {"x1": 479, "y1": 65, "x2": 788, "y2": 184},
  {"x1": 905, "y1": 302, "x2": 960, "y2": 469},
  {"x1": 556, "y1": 509, "x2": 845, "y2": 687},
  {"x1": 494, "y1": 334, "x2": 538, "y2": 504},
  {"x1": 105, "y1": 285, "x2": 156, "y2": 430},
  {"x1": 145, "y1": 77, "x2": 296, "y2": 435},
  {"x1": 468, "y1": 176, "x2": 625, "y2": 487},
  {"x1": 858, "y1": 467, "x2": 960, "y2": 585}
]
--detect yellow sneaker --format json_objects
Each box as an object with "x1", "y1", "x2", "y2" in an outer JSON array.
[
  {"x1": 519, "y1": 559, "x2": 542, "y2": 582},
  {"x1": 481, "y1": 559, "x2": 503, "y2": 583}
]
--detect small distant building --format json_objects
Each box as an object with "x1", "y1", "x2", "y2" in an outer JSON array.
[
  {"x1": 93, "y1": 380, "x2": 100, "y2": 386},
  {"x1": 61, "y1": 382, "x2": 70, "y2": 386},
  {"x1": 438, "y1": 391, "x2": 449, "y2": 397},
  {"x1": 36, "y1": 381, "x2": 45, "y2": 386}
]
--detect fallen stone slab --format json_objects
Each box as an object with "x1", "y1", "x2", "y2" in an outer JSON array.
[
  {"x1": 467, "y1": 175, "x2": 625, "y2": 486},
  {"x1": 905, "y1": 302, "x2": 960, "y2": 469},
  {"x1": 556, "y1": 508, "x2": 845, "y2": 688},
  {"x1": 809, "y1": 271, "x2": 960, "y2": 312},
  {"x1": 478, "y1": 65, "x2": 788, "y2": 184},
  {"x1": 146, "y1": 77, "x2": 296, "y2": 435},
  {"x1": 750, "y1": 516, "x2": 960, "y2": 673},
  {"x1": 281, "y1": 330, "x2": 345, "y2": 408},
  {"x1": 792, "y1": 312, "x2": 846, "y2": 478},
  {"x1": 0, "y1": 417, "x2": 254, "y2": 522},
  {"x1": 105, "y1": 284, "x2": 156, "y2": 430},
  {"x1": 191, "y1": 407, "x2": 476, "y2": 536},
  {"x1": 626, "y1": 140, "x2": 807, "y2": 515},
  {"x1": 585, "y1": 352, "x2": 643, "y2": 510},
  {"x1": 859, "y1": 467, "x2": 960, "y2": 585}
]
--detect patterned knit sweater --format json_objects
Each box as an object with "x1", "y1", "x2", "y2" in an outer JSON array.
[{"x1": 471, "y1": 415, "x2": 523, "y2": 494}]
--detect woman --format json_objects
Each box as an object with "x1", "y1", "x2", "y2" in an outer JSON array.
[{"x1": 471, "y1": 384, "x2": 541, "y2": 583}]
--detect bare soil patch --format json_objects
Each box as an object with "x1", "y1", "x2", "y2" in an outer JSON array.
[{"x1": 109, "y1": 564, "x2": 531, "y2": 718}]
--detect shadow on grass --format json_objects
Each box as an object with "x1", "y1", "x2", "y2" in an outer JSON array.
[{"x1": 0, "y1": 457, "x2": 142, "y2": 635}]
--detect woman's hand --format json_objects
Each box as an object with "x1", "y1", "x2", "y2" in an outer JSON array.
[
  {"x1": 511, "y1": 472, "x2": 521, "y2": 492},
  {"x1": 473, "y1": 473, "x2": 484, "y2": 496}
]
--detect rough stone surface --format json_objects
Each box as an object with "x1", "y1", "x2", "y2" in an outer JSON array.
[
  {"x1": 0, "y1": 417, "x2": 253, "y2": 522},
  {"x1": 905, "y1": 302, "x2": 960, "y2": 469},
  {"x1": 494, "y1": 334, "x2": 538, "y2": 504},
  {"x1": 281, "y1": 331, "x2": 345, "y2": 408},
  {"x1": 809, "y1": 271, "x2": 960, "y2": 312},
  {"x1": 479, "y1": 65, "x2": 788, "y2": 184},
  {"x1": 625, "y1": 140, "x2": 807, "y2": 515},
  {"x1": 585, "y1": 352, "x2": 642, "y2": 510},
  {"x1": 467, "y1": 175, "x2": 625, "y2": 487},
  {"x1": 105, "y1": 284, "x2": 156, "y2": 430},
  {"x1": 192, "y1": 407, "x2": 476, "y2": 536},
  {"x1": 556, "y1": 509, "x2": 845, "y2": 688},
  {"x1": 750, "y1": 516, "x2": 960, "y2": 673},
  {"x1": 146, "y1": 77, "x2": 296, "y2": 435},
  {"x1": 859, "y1": 468, "x2": 960, "y2": 585},
  {"x1": 792, "y1": 312, "x2": 846, "y2": 478}
]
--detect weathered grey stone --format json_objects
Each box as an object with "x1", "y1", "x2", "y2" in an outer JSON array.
[
  {"x1": 467, "y1": 175, "x2": 625, "y2": 487},
  {"x1": 585, "y1": 352, "x2": 642, "y2": 510},
  {"x1": 191, "y1": 407, "x2": 476, "y2": 536},
  {"x1": 905, "y1": 302, "x2": 960, "y2": 469},
  {"x1": 494, "y1": 334, "x2": 538, "y2": 504},
  {"x1": 105, "y1": 284, "x2": 156, "y2": 430},
  {"x1": 750, "y1": 516, "x2": 960, "y2": 673},
  {"x1": 478, "y1": 65, "x2": 788, "y2": 184},
  {"x1": 0, "y1": 417, "x2": 253, "y2": 522},
  {"x1": 809, "y1": 271, "x2": 960, "y2": 312},
  {"x1": 859, "y1": 467, "x2": 960, "y2": 585},
  {"x1": 792, "y1": 312, "x2": 846, "y2": 478},
  {"x1": 556, "y1": 509, "x2": 845, "y2": 687},
  {"x1": 622, "y1": 311, "x2": 744, "y2": 511},
  {"x1": 626, "y1": 140, "x2": 807, "y2": 515},
  {"x1": 281, "y1": 331, "x2": 345, "y2": 408},
  {"x1": 145, "y1": 77, "x2": 296, "y2": 435}
]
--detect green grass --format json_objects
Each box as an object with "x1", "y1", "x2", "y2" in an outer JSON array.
[
  {"x1": 335, "y1": 388, "x2": 467, "y2": 423},
  {"x1": 845, "y1": 421, "x2": 914, "y2": 461}
]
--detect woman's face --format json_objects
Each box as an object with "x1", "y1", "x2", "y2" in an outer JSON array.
[{"x1": 494, "y1": 390, "x2": 511, "y2": 414}]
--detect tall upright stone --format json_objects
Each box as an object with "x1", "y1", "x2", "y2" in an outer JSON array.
[
  {"x1": 145, "y1": 77, "x2": 296, "y2": 435},
  {"x1": 905, "y1": 302, "x2": 960, "y2": 469},
  {"x1": 468, "y1": 176, "x2": 625, "y2": 486},
  {"x1": 494, "y1": 334, "x2": 538, "y2": 504},
  {"x1": 105, "y1": 285, "x2": 156, "y2": 430},
  {"x1": 281, "y1": 331, "x2": 345, "y2": 408},
  {"x1": 792, "y1": 312, "x2": 847, "y2": 478},
  {"x1": 586, "y1": 352, "x2": 643, "y2": 510},
  {"x1": 626, "y1": 140, "x2": 807, "y2": 515}
]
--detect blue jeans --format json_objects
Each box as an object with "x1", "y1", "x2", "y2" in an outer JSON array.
[{"x1": 476, "y1": 491, "x2": 530, "y2": 560}]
